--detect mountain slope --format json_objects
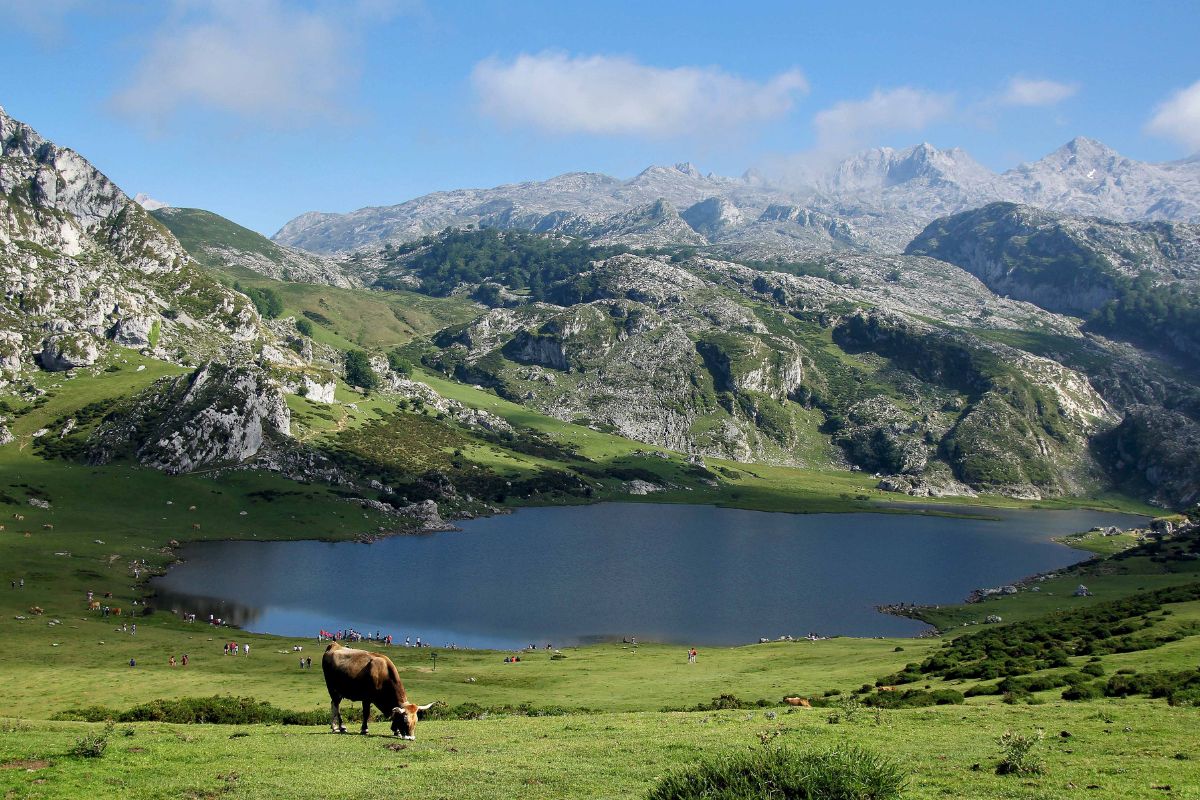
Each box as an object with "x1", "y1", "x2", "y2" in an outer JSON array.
[
  {"x1": 906, "y1": 202, "x2": 1200, "y2": 314},
  {"x1": 152, "y1": 207, "x2": 357, "y2": 288},
  {"x1": 0, "y1": 105, "x2": 267, "y2": 386}
]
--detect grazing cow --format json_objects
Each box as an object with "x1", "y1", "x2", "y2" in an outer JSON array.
[
  {"x1": 321, "y1": 641, "x2": 434, "y2": 738},
  {"x1": 191, "y1": 523, "x2": 201, "y2": 531},
  {"x1": 42, "y1": 524, "x2": 54, "y2": 530},
  {"x1": 878, "y1": 685, "x2": 897, "y2": 692},
  {"x1": 14, "y1": 514, "x2": 24, "y2": 521},
  {"x1": 111, "y1": 607, "x2": 121, "y2": 616},
  {"x1": 0, "y1": 524, "x2": 6, "y2": 531},
  {"x1": 784, "y1": 697, "x2": 812, "y2": 707},
  {"x1": 88, "y1": 600, "x2": 101, "y2": 611}
]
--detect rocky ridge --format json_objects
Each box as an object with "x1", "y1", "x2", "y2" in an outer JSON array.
[{"x1": 0, "y1": 106, "x2": 268, "y2": 386}]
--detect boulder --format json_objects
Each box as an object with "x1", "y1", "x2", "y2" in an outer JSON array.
[
  {"x1": 39, "y1": 333, "x2": 99, "y2": 371},
  {"x1": 112, "y1": 316, "x2": 157, "y2": 348}
]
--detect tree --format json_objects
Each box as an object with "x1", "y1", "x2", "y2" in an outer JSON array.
[{"x1": 344, "y1": 350, "x2": 379, "y2": 391}]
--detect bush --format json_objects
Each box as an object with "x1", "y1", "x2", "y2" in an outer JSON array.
[
  {"x1": 70, "y1": 721, "x2": 114, "y2": 758},
  {"x1": 295, "y1": 318, "x2": 314, "y2": 337},
  {"x1": 387, "y1": 349, "x2": 413, "y2": 375},
  {"x1": 1081, "y1": 662, "x2": 1106, "y2": 677},
  {"x1": 685, "y1": 694, "x2": 767, "y2": 712},
  {"x1": 1062, "y1": 683, "x2": 1103, "y2": 701},
  {"x1": 236, "y1": 284, "x2": 284, "y2": 319},
  {"x1": 646, "y1": 745, "x2": 906, "y2": 800},
  {"x1": 995, "y1": 730, "x2": 1045, "y2": 776}
]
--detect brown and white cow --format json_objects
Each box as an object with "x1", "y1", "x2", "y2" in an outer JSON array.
[{"x1": 321, "y1": 641, "x2": 434, "y2": 738}]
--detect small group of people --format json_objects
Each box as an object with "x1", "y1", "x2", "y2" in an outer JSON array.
[
  {"x1": 223, "y1": 641, "x2": 249, "y2": 656},
  {"x1": 503, "y1": 655, "x2": 522, "y2": 663},
  {"x1": 686, "y1": 647, "x2": 698, "y2": 664},
  {"x1": 317, "y1": 628, "x2": 393, "y2": 644},
  {"x1": 167, "y1": 654, "x2": 189, "y2": 667},
  {"x1": 298, "y1": 656, "x2": 313, "y2": 669}
]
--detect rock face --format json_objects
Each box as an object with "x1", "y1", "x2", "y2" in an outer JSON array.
[
  {"x1": 0, "y1": 106, "x2": 267, "y2": 379},
  {"x1": 88, "y1": 362, "x2": 291, "y2": 474},
  {"x1": 1100, "y1": 405, "x2": 1200, "y2": 508}
]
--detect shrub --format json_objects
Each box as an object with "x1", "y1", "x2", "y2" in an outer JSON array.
[
  {"x1": 995, "y1": 730, "x2": 1045, "y2": 776},
  {"x1": 1062, "y1": 683, "x2": 1104, "y2": 701},
  {"x1": 646, "y1": 745, "x2": 906, "y2": 800},
  {"x1": 1081, "y1": 662, "x2": 1106, "y2": 677},
  {"x1": 295, "y1": 318, "x2": 314, "y2": 337},
  {"x1": 70, "y1": 721, "x2": 114, "y2": 758}
]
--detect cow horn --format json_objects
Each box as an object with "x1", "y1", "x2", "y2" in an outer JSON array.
[{"x1": 417, "y1": 702, "x2": 434, "y2": 712}]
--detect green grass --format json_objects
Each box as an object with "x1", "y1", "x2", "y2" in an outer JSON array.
[
  {"x1": 2, "y1": 701, "x2": 1197, "y2": 799},
  {"x1": 1, "y1": 357, "x2": 1198, "y2": 799}
]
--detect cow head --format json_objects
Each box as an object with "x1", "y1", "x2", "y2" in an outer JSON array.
[{"x1": 390, "y1": 702, "x2": 435, "y2": 739}]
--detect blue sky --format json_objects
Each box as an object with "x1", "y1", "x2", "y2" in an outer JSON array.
[{"x1": 2, "y1": 0, "x2": 1198, "y2": 235}]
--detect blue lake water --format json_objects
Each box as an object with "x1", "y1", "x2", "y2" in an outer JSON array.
[{"x1": 150, "y1": 502, "x2": 1146, "y2": 649}]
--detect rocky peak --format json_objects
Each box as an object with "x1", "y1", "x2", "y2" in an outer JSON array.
[{"x1": 682, "y1": 197, "x2": 745, "y2": 238}]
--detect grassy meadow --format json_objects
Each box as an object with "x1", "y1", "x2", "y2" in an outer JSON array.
[{"x1": 1, "y1": 350, "x2": 1196, "y2": 798}]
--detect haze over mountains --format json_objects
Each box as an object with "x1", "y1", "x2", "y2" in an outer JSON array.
[{"x1": 273, "y1": 138, "x2": 1200, "y2": 257}]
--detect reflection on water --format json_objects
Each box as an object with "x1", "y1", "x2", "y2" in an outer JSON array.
[{"x1": 151, "y1": 503, "x2": 1146, "y2": 649}]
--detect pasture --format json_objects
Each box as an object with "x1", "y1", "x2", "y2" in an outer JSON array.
[{"x1": 1, "y1": 357, "x2": 1195, "y2": 799}]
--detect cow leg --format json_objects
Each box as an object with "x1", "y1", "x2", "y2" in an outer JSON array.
[
  {"x1": 360, "y1": 701, "x2": 370, "y2": 735},
  {"x1": 330, "y1": 698, "x2": 347, "y2": 733}
]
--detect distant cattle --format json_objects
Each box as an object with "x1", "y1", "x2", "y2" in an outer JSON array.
[
  {"x1": 111, "y1": 607, "x2": 121, "y2": 616},
  {"x1": 321, "y1": 642, "x2": 434, "y2": 738},
  {"x1": 42, "y1": 523, "x2": 53, "y2": 530},
  {"x1": 878, "y1": 686, "x2": 897, "y2": 692},
  {"x1": 13, "y1": 514, "x2": 24, "y2": 521},
  {"x1": 784, "y1": 697, "x2": 812, "y2": 707},
  {"x1": 88, "y1": 600, "x2": 101, "y2": 611},
  {"x1": 191, "y1": 523, "x2": 201, "y2": 531}
]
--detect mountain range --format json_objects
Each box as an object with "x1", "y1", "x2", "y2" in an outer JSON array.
[
  {"x1": 272, "y1": 138, "x2": 1200, "y2": 258},
  {"x1": 3, "y1": 102, "x2": 1199, "y2": 510}
]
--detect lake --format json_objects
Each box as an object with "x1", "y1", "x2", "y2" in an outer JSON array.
[{"x1": 151, "y1": 502, "x2": 1146, "y2": 649}]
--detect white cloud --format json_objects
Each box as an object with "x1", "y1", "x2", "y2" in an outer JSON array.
[
  {"x1": 111, "y1": 0, "x2": 389, "y2": 128},
  {"x1": 0, "y1": 0, "x2": 81, "y2": 37},
  {"x1": 472, "y1": 52, "x2": 808, "y2": 137},
  {"x1": 996, "y1": 77, "x2": 1078, "y2": 107},
  {"x1": 1146, "y1": 79, "x2": 1200, "y2": 152},
  {"x1": 813, "y1": 87, "x2": 954, "y2": 148}
]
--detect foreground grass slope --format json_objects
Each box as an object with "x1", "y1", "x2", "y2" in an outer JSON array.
[{"x1": 2, "y1": 701, "x2": 1197, "y2": 800}]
